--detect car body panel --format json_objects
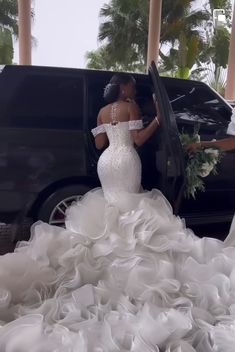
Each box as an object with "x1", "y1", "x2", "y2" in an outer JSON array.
[{"x1": 0, "y1": 65, "x2": 234, "y2": 226}]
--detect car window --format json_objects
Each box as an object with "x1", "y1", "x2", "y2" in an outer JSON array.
[
  {"x1": 166, "y1": 84, "x2": 230, "y2": 130},
  {"x1": 135, "y1": 84, "x2": 156, "y2": 122},
  {"x1": 87, "y1": 77, "x2": 108, "y2": 129},
  {"x1": 87, "y1": 79, "x2": 155, "y2": 129},
  {"x1": 3, "y1": 74, "x2": 84, "y2": 129}
]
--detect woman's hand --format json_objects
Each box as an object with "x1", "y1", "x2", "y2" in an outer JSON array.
[{"x1": 185, "y1": 142, "x2": 201, "y2": 153}]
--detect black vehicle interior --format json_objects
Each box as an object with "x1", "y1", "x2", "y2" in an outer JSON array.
[
  {"x1": 167, "y1": 84, "x2": 230, "y2": 137},
  {"x1": 87, "y1": 82, "x2": 155, "y2": 126}
]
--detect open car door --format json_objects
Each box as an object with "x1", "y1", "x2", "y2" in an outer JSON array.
[{"x1": 148, "y1": 61, "x2": 186, "y2": 214}]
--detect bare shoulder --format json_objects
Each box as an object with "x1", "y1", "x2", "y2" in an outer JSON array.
[
  {"x1": 99, "y1": 105, "x2": 108, "y2": 115},
  {"x1": 97, "y1": 105, "x2": 110, "y2": 124}
]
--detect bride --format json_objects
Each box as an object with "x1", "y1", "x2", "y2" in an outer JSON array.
[{"x1": 0, "y1": 73, "x2": 235, "y2": 352}]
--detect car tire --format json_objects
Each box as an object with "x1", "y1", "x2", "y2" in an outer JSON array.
[{"x1": 37, "y1": 184, "x2": 91, "y2": 226}]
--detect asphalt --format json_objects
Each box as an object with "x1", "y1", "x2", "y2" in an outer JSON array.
[{"x1": 0, "y1": 224, "x2": 15, "y2": 255}]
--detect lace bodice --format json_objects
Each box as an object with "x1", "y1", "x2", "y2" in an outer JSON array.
[
  {"x1": 91, "y1": 120, "x2": 143, "y2": 207},
  {"x1": 91, "y1": 120, "x2": 143, "y2": 147}
]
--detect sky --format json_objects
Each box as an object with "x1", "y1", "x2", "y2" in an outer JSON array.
[
  {"x1": 14, "y1": 0, "x2": 106, "y2": 68},
  {"x1": 13, "y1": 0, "x2": 235, "y2": 69}
]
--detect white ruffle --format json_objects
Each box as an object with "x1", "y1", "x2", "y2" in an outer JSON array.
[
  {"x1": 128, "y1": 120, "x2": 143, "y2": 130},
  {"x1": 91, "y1": 125, "x2": 106, "y2": 137},
  {"x1": 0, "y1": 188, "x2": 235, "y2": 351}
]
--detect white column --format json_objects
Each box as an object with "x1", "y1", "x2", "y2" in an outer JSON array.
[
  {"x1": 147, "y1": 0, "x2": 162, "y2": 69},
  {"x1": 225, "y1": 2, "x2": 235, "y2": 100},
  {"x1": 18, "y1": 0, "x2": 31, "y2": 65}
]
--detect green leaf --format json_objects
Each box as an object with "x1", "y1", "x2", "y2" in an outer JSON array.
[
  {"x1": 0, "y1": 26, "x2": 13, "y2": 64},
  {"x1": 179, "y1": 128, "x2": 225, "y2": 199}
]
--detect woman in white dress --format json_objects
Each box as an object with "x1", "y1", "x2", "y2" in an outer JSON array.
[{"x1": 0, "y1": 73, "x2": 235, "y2": 352}]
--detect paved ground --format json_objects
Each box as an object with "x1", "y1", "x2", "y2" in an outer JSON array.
[
  {"x1": 0, "y1": 224, "x2": 15, "y2": 255},
  {"x1": 0, "y1": 222, "x2": 230, "y2": 256}
]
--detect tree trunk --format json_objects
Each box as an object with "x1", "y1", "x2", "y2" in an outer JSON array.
[
  {"x1": 147, "y1": 0, "x2": 162, "y2": 70},
  {"x1": 18, "y1": 0, "x2": 31, "y2": 65}
]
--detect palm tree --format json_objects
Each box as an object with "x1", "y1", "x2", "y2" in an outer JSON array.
[
  {"x1": 0, "y1": 0, "x2": 35, "y2": 65},
  {"x1": 87, "y1": 0, "x2": 210, "y2": 75},
  {"x1": 0, "y1": 26, "x2": 13, "y2": 64},
  {"x1": 86, "y1": 45, "x2": 145, "y2": 72},
  {"x1": 161, "y1": 1, "x2": 209, "y2": 43},
  {"x1": 0, "y1": 0, "x2": 18, "y2": 33},
  {"x1": 207, "y1": 0, "x2": 232, "y2": 24},
  {"x1": 159, "y1": 0, "x2": 210, "y2": 78},
  {"x1": 98, "y1": 0, "x2": 149, "y2": 71},
  {"x1": 86, "y1": 46, "x2": 113, "y2": 70},
  {"x1": 0, "y1": 0, "x2": 18, "y2": 64},
  {"x1": 159, "y1": 33, "x2": 204, "y2": 79},
  {"x1": 197, "y1": 0, "x2": 232, "y2": 92}
]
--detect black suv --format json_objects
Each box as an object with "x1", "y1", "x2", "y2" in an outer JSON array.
[{"x1": 0, "y1": 63, "x2": 234, "y2": 239}]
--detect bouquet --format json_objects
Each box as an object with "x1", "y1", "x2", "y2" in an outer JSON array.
[{"x1": 180, "y1": 128, "x2": 224, "y2": 199}]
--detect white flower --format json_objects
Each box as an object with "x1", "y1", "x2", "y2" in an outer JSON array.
[
  {"x1": 198, "y1": 162, "x2": 214, "y2": 178},
  {"x1": 204, "y1": 148, "x2": 219, "y2": 158},
  {"x1": 195, "y1": 134, "x2": 200, "y2": 142}
]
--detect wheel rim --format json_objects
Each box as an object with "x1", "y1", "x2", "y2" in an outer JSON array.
[{"x1": 48, "y1": 195, "x2": 82, "y2": 226}]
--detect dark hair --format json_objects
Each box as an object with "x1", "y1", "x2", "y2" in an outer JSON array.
[{"x1": 103, "y1": 73, "x2": 135, "y2": 103}]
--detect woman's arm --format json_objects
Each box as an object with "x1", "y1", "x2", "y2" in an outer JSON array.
[
  {"x1": 186, "y1": 107, "x2": 235, "y2": 153},
  {"x1": 94, "y1": 113, "x2": 109, "y2": 150},
  {"x1": 129, "y1": 101, "x2": 160, "y2": 147},
  {"x1": 186, "y1": 136, "x2": 235, "y2": 153}
]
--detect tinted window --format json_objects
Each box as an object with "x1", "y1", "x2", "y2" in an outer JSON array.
[
  {"x1": 3, "y1": 73, "x2": 84, "y2": 129},
  {"x1": 135, "y1": 84, "x2": 156, "y2": 122},
  {"x1": 87, "y1": 77, "x2": 155, "y2": 129},
  {"x1": 166, "y1": 84, "x2": 231, "y2": 129},
  {"x1": 87, "y1": 77, "x2": 107, "y2": 129}
]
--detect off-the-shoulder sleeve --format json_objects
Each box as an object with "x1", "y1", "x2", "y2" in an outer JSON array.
[
  {"x1": 128, "y1": 120, "x2": 143, "y2": 131},
  {"x1": 227, "y1": 108, "x2": 235, "y2": 136},
  {"x1": 91, "y1": 124, "x2": 106, "y2": 137}
]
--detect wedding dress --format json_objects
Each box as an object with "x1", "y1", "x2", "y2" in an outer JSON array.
[{"x1": 0, "y1": 119, "x2": 235, "y2": 352}]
